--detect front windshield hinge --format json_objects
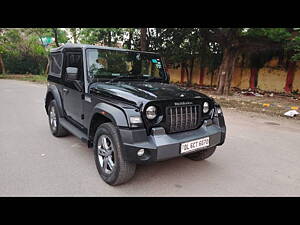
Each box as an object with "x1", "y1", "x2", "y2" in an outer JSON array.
[{"x1": 138, "y1": 102, "x2": 144, "y2": 111}]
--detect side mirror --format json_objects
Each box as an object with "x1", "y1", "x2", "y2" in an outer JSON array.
[{"x1": 66, "y1": 67, "x2": 79, "y2": 81}]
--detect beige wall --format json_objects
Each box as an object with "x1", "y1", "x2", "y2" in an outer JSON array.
[
  {"x1": 168, "y1": 68, "x2": 182, "y2": 83},
  {"x1": 257, "y1": 67, "x2": 287, "y2": 92},
  {"x1": 168, "y1": 58, "x2": 300, "y2": 92}
]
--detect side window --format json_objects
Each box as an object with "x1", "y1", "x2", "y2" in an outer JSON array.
[
  {"x1": 64, "y1": 52, "x2": 83, "y2": 81},
  {"x1": 49, "y1": 53, "x2": 63, "y2": 77}
]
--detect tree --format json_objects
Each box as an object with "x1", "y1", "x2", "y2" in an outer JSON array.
[
  {"x1": 140, "y1": 28, "x2": 147, "y2": 51},
  {"x1": 283, "y1": 29, "x2": 300, "y2": 92},
  {"x1": 24, "y1": 28, "x2": 69, "y2": 74},
  {"x1": 51, "y1": 28, "x2": 68, "y2": 47},
  {"x1": 203, "y1": 28, "x2": 287, "y2": 95},
  {"x1": 80, "y1": 28, "x2": 124, "y2": 46},
  {"x1": 246, "y1": 28, "x2": 300, "y2": 93},
  {"x1": 68, "y1": 28, "x2": 81, "y2": 43},
  {"x1": 0, "y1": 28, "x2": 7, "y2": 74},
  {"x1": 0, "y1": 28, "x2": 48, "y2": 74},
  {"x1": 157, "y1": 28, "x2": 213, "y2": 86},
  {"x1": 123, "y1": 28, "x2": 136, "y2": 50}
]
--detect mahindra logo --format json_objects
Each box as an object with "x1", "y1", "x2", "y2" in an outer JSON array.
[{"x1": 174, "y1": 102, "x2": 193, "y2": 106}]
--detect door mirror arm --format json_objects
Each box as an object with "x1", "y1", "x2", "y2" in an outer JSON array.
[{"x1": 73, "y1": 80, "x2": 83, "y2": 92}]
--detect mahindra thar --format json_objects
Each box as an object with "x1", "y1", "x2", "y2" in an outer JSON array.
[{"x1": 45, "y1": 44, "x2": 226, "y2": 185}]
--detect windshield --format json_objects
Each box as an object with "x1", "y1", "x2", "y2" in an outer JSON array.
[{"x1": 86, "y1": 48, "x2": 166, "y2": 82}]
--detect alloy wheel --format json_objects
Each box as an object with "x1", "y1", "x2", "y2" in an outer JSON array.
[
  {"x1": 49, "y1": 106, "x2": 57, "y2": 132},
  {"x1": 97, "y1": 135, "x2": 115, "y2": 175}
]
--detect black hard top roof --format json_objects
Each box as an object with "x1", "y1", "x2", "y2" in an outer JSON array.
[{"x1": 50, "y1": 43, "x2": 158, "y2": 55}]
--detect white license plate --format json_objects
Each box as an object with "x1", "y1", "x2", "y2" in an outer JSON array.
[{"x1": 180, "y1": 137, "x2": 210, "y2": 154}]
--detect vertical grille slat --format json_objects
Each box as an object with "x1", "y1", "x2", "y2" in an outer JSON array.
[
  {"x1": 194, "y1": 106, "x2": 197, "y2": 126},
  {"x1": 166, "y1": 104, "x2": 201, "y2": 133},
  {"x1": 190, "y1": 106, "x2": 193, "y2": 128},
  {"x1": 170, "y1": 108, "x2": 173, "y2": 128},
  {"x1": 185, "y1": 107, "x2": 188, "y2": 129},
  {"x1": 175, "y1": 107, "x2": 178, "y2": 129},
  {"x1": 181, "y1": 107, "x2": 183, "y2": 128}
]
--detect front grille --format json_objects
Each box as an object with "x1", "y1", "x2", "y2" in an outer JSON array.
[{"x1": 166, "y1": 105, "x2": 201, "y2": 133}]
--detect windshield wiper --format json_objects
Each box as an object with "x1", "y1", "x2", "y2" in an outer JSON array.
[
  {"x1": 143, "y1": 77, "x2": 163, "y2": 82},
  {"x1": 106, "y1": 76, "x2": 128, "y2": 83},
  {"x1": 105, "y1": 75, "x2": 162, "y2": 83},
  {"x1": 106, "y1": 76, "x2": 141, "y2": 83}
]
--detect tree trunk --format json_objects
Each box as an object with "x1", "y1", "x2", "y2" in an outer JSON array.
[
  {"x1": 199, "y1": 66, "x2": 205, "y2": 85},
  {"x1": 185, "y1": 66, "x2": 189, "y2": 84},
  {"x1": 217, "y1": 48, "x2": 238, "y2": 95},
  {"x1": 52, "y1": 28, "x2": 59, "y2": 47},
  {"x1": 187, "y1": 58, "x2": 195, "y2": 87},
  {"x1": 108, "y1": 31, "x2": 112, "y2": 47},
  {"x1": 223, "y1": 54, "x2": 237, "y2": 95},
  {"x1": 216, "y1": 68, "x2": 221, "y2": 90},
  {"x1": 140, "y1": 28, "x2": 147, "y2": 51},
  {"x1": 74, "y1": 34, "x2": 77, "y2": 44},
  {"x1": 181, "y1": 63, "x2": 185, "y2": 83},
  {"x1": 216, "y1": 50, "x2": 229, "y2": 95},
  {"x1": 73, "y1": 30, "x2": 78, "y2": 43},
  {"x1": 210, "y1": 71, "x2": 214, "y2": 88},
  {"x1": 249, "y1": 67, "x2": 259, "y2": 89},
  {"x1": 0, "y1": 54, "x2": 5, "y2": 74},
  {"x1": 44, "y1": 56, "x2": 50, "y2": 75},
  {"x1": 284, "y1": 61, "x2": 296, "y2": 93},
  {"x1": 128, "y1": 30, "x2": 133, "y2": 49}
]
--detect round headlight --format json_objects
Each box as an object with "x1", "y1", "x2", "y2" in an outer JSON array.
[
  {"x1": 203, "y1": 102, "x2": 209, "y2": 113},
  {"x1": 146, "y1": 106, "x2": 157, "y2": 120}
]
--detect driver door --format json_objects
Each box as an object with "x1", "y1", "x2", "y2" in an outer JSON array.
[{"x1": 62, "y1": 51, "x2": 84, "y2": 126}]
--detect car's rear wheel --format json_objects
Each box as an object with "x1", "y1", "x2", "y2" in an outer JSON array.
[
  {"x1": 184, "y1": 146, "x2": 216, "y2": 161},
  {"x1": 94, "y1": 122, "x2": 136, "y2": 186},
  {"x1": 48, "y1": 100, "x2": 69, "y2": 137}
]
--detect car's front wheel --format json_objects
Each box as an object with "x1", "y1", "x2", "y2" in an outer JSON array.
[
  {"x1": 184, "y1": 146, "x2": 216, "y2": 161},
  {"x1": 93, "y1": 122, "x2": 136, "y2": 186}
]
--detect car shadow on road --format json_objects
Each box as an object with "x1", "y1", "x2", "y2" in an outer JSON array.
[{"x1": 114, "y1": 154, "x2": 224, "y2": 191}]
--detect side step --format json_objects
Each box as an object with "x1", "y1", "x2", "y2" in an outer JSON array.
[{"x1": 60, "y1": 118, "x2": 89, "y2": 143}]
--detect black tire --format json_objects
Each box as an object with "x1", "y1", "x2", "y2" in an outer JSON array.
[
  {"x1": 184, "y1": 146, "x2": 216, "y2": 161},
  {"x1": 93, "y1": 122, "x2": 136, "y2": 186},
  {"x1": 48, "y1": 99, "x2": 69, "y2": 137}
]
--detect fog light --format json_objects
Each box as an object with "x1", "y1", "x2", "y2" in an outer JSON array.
[{"x1": 137, "y1": 149, "x2": 145, "y2": 157}]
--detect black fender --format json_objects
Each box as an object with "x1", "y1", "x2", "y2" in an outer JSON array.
[
  {"x1": 88, "y1": 102, "x2": 129, "y2": 129},
  {"x1": 45, "y1": 85, "x2": 64, "y2": 118}
]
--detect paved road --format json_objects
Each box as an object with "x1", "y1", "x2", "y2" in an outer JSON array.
[{"x1": 1, "y1": 79, "x2": 300, "y2": 196}]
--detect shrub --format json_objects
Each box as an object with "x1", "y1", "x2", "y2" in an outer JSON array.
[{"x1": 3, "y1": 53, "x2": 47, "y2": 74}]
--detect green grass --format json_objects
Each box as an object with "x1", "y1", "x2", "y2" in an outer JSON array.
[{"x1": 0, "y1": 74, "x2": 48, "y2": 84}]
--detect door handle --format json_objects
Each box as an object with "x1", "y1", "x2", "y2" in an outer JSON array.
[{"x1": 63, "y1": 88, "x2": 69, "y2": 94}]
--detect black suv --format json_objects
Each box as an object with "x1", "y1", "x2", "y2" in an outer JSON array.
[{"x1": 45, "y1": 44, "x2": 226, "y2": 185}]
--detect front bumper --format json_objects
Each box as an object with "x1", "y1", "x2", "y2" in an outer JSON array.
[{"x1": 119, "y1": 116, "x2": 226, "y2": 164}]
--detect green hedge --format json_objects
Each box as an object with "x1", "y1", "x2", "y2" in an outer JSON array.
[{"x1": 3, "y1": 54, "x2": 48, "y2": 75}]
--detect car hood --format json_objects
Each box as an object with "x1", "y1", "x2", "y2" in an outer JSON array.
[{"x1": 89, "y1": 81, "x2": 210, "y2": 107}]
